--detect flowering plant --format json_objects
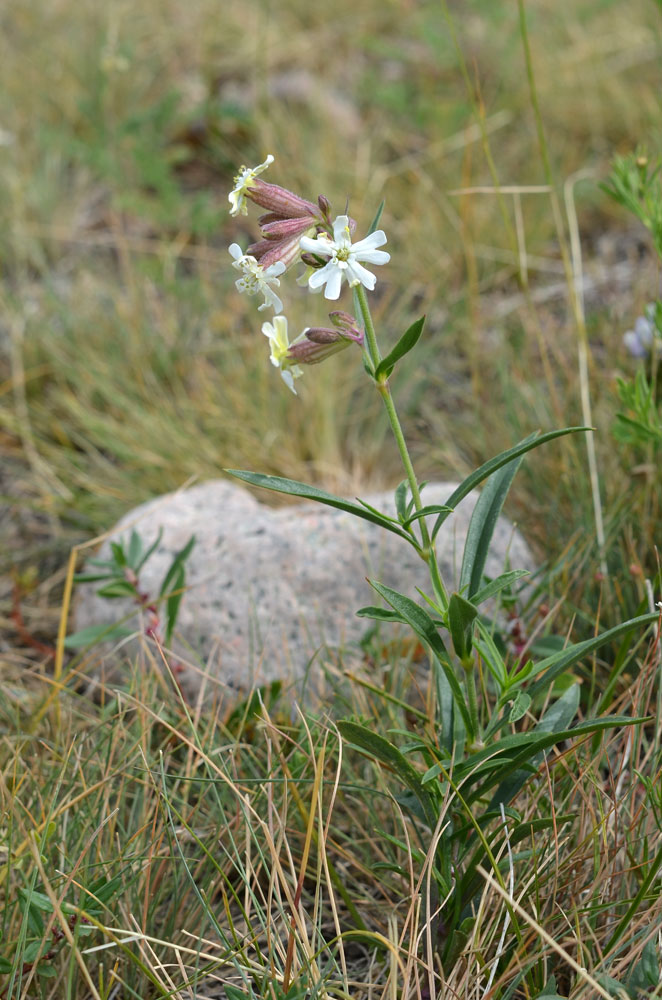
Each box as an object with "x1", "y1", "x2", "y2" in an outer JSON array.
[
  {"x1": 225, "y1": 155, "x2": 659, "y2": 955},
  {"x1": 605, "y1": 153, "x2": 662, "y2": 455}
]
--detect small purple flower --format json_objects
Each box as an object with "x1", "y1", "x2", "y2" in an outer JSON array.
[{"x1": 623, "y1": 305, "x2": 659, "y2": 359}]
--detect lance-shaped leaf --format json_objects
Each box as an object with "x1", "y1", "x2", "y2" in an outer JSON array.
[
  {"x1": 160, "y1": 534, "x2": 196, "y2": 644},
  {"x1": 472, "y1": 569, "x2": 530, "y2": 607},
  {"x1": 448, "y1": 592, "x2": 479, "y2": 661},
  {"x1": 459, "y1": 454, "x2": 524, "y2": 599},
  {"x1": 368, "y1": 579, "x2": 473, "y2": 737},
  {"x1": 226, "y1": 470, "x2": 417, "y2": 545},
  {"x1": 394, "y1": 480, "x2": 408, "y2": 523},
  {"x1": 431, "y1": 427, "x2": 590, "y2": 541},
  {"x1": 526, "y1": 611, "x2": 660, "y2": 696},
  {"x1": 375, "y1": 316, "x2": 425, "y2": 381},
  {"x1": 356, "y1": 605, "x2": 409, "y2": 624},
  {"x1": 367, "y1": 199, "x2": 386, "y2": 234},
  {"x1": 338, "y1": 721, "x2": 438, "y2": 828},
  {"x1": 401, "y1": 504, "x2": 454, "y2": 529},
  {"x1": 463, "y1": 712, "x2": 646, "y2": 807}
]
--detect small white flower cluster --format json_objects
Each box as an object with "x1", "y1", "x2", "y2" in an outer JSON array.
[
  {"x1": 228, "y1": 243, "x2": 285, "y2": 314},
  {"x1": 227, "y1": 155, "x2": 389, "y2": 392}
]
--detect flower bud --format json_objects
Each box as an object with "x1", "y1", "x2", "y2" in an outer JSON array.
[
  {"x1": 317, "y1": 194, "x2": 332, "y2": 220},
  {"x1": 328, "y1": 310, "x2": 361, "y2": 336},
  {"x1": 304, "y1": 328, "x2": 341, "y2": 344},
  {"x1": 249, "y1": 216, "x2": 317, "y2": 270},
  {"x1": 287, "y1": 327, "x2": 353, "y2": 365},
  {"x1": 259, "y1": 216, "x2": 317, "y2": 241},
  {"x1": 246, "y1": 180, "x2": 318, "y2": 219},
  {"x1": 301, "y1": 252, "x2": 326, "y2": 268}
]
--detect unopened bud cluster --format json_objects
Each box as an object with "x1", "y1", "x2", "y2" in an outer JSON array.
[{"x1": 228, "y1": 155, "x2": 389, "y2": 393}]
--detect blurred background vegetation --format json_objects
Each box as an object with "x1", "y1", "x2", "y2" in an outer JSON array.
[{"x1": 2, "y1": 0, "x2": 661, "y2": 655}]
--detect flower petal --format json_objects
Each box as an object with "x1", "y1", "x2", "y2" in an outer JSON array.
[
  {"x1": 307, "y1": 261, "x2": 336, "y2": 289},
  {"x1": 280, "y1": 369, "x2": 298, "y2": 394},
  {"x1": 346, "y1": 260, "x2": 376, "y2": 290},
  {"x1": 350, "y1": 230, "x2": 388, "y2": 253},
  {"x1": 258, "y1": 286, "x2": 283, "y2": 313},
  {"x1": 323, "y1": 267, "x2": 344, "y2": 300},
  {"x1": 300, "y1": 234, "x2": 334, "y2": 257},
  {"x1": 354, "y1": 248, "x2": 390, "y2": 265},
  {"x1": 332, "y1": 215, "x2": 352, "y2": 244}
]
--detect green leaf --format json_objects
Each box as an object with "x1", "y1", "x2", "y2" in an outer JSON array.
[
  {"x1": 87, "y1": 873, "x2": 126, "y2": 906},
  {"x1": 536, "y1": 975, "x2": 568, "y2": 999},
  {"x1": 400, "y1": 504, "x2": 454, "y2": 529},
  {"x1": 338, "y1": 721, "x2": 437, "y2": 827},
  {"x1": 509, "y1": 815, "x2": 573, "y2": 850},
  {"x1": 466, "y1": 714, "x2": 642, "y2": 807},
  {"x1": 159, "y1": 534, "x2": 196, "y2": 600},
  {"x1": 96, "y1": 579, "x2": 138, "y2": 599},
  {"x1": 356, "y1": 605, "x2": 409, "y2": 624},
  {"x1": 374, "y1": 316, "x2": 425, "y2": 381},
  {"x1": 224, "y1": 987, "x2": 249, "y2": 1000},
  {"x1": 73, "y1": 572, "x2": 118, "y2": 584},
  {"x1": 164, "y1": 566, "x2": 185, "y2": 644},
  {"x1": 127, "y1": 529, "x2": 143, "y2": 569},
  {"x1": 431, "y1": 427, "x2": 590, "y2": 540},
  {"x1": 135, "y1": 526, "x2": 164, "y2": 572},
  {"x1": 508, "y1": 690, "x2": 531, "y2": 723},
  {"x1": 225, "y1": 471, "x2": 416, "y2": 544},
  {"x1": 37, "y1": 964, "x2": 57, "y2": 978},
  {"x1": 593, "y1": 975, "x2": 625, "y2": 999},
  {"x1": 394, "y1": 480, "x2": 408, "y2": 523},
  {"x1": 470, "y1": 569, "x2": 530, "y2": 606},
  {"x1": 18, "y1": 888, "x2": 76, "y2": 916},
  {"x1": 474, "y1": 619, "x2": 508, "y2": 688},
  {"x1": 448, "y1": 592, "x2": 479, "y2": 660},
  {"x1": 460, "y1": 454, "x2": 524, "y2": 599},
  {"x1": 110, "y1": 541, "x2": 127, "y2": 567},
  {"x1": 629, "y1": 938, "x2": 660, "y2": 991},
  {"x1": 23, "y1": 939, "x2": 46, "y2": 963},
  {"x1": 527, "y1": 612, "x2": 660, "y2": 696},
  {"x1": 64, "y1": 623, "x2": 134, "y2": 649},
  {"x1": 86, "y1": 556, "x2": 117, "y2": 568},
  {"x1": 367, "y1": 199, "x2": 385, "y2": 234},
  {"x1": 356, "y1": 498, "x2": 400, "y2": 525},
  {"x1": 368, "y1": 580, "x2": 473, "y2": 737},
  {"x1": 485, "y1": 683, "x2": 580, "y2": 789}
]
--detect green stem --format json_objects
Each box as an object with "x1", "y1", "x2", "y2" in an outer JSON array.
[
  {"x1": 356, "y1": 284, "x2": 382, "y2": 372},
  {"x1": 355, "y1": 285, "x2": 448, "y2": 611}
]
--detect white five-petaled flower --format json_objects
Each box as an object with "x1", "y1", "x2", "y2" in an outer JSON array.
[
  {"x1": 262, "y1": 315, "x2": 303, "y2": 394},
  {"x1": 228, "y1": 155, "x2": 275, "y2": 217},
  {"x1": 299, "y1": 215, "x2": 390, "y2": 300},
  {"x1": 229, "y1": 243, "x2": 286, "y2": 313}
]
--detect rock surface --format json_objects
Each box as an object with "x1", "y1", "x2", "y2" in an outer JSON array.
[{"x1": 73, "y1": 479, "x2": 534, "y2": 700}]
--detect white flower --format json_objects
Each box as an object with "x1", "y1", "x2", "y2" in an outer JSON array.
[
  {"x1": 228, "y1": 154, "x2": 274, "y2": 216},
  {"x1": 229, "y1": 243, "x2": 286, "y2": 313},
  {"x1": 299, "y1": 215, "x2": 390, "y2": 300},
  {"x1": 262, "y1": 315, "x2": 303, "y2": 394}
]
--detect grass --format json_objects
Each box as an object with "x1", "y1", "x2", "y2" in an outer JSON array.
[{"x1": 2, "y1": 0, "x2": 662, "y2": 996}]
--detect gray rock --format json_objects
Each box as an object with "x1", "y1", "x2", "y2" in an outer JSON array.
[{"x1": 73, "y1": 479, "x2": 534, "y2": 700}]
